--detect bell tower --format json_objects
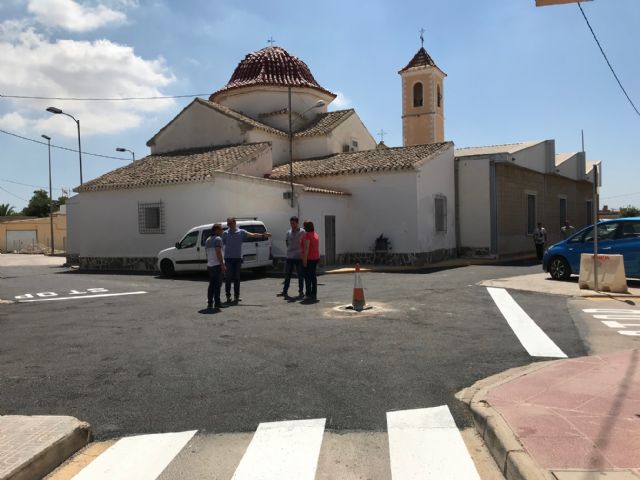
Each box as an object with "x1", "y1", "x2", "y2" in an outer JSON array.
[{"x1": 399, "y1": 37, "x2": 446, "y2": 146}]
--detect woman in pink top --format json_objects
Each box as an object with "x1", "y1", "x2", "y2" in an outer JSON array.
[{"x1": 301, "y1": 220, "x2": 320, "y2": 301}]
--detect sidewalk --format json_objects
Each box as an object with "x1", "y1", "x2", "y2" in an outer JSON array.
[{"x1": 459, "y1": 350, "x2": 640, "y2": 480}]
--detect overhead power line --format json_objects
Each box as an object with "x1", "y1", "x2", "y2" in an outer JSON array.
[
  {"x1": 0, "y1": 177, "x2": 65, "y2": 193},
  {"x1": 0, "y1": 128, "x2": 130, "y2": 161},
  {"x1": 0, "y1": 185, "x2": 28, "y2": 202},
  {"x1": 601, "y1": 190, "x2": 640, "y2": 201},
  {"x1": 578, "y1": 3, "x2": 640, "y2": 118},
  {"x1": 0, "y1": 93, "x2": 208, "y2": 101}
]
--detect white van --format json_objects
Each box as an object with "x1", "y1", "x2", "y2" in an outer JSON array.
[{"x1": 157, "y1": 219, "x2": 272, "y2": 276}]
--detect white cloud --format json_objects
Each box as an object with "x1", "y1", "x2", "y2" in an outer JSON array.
[
  {"x1": 27, "y1": 0, "x2": 126, "y2": 32},
  {"x1": 0, "y1": 22, "x2": 176, "y2": 137},
  {"x1": 331, "y1": 91, "x2": 352, "y2": 110},
  {"x1": 0, "y1": 112, "x2": 28, "y2": 130}
]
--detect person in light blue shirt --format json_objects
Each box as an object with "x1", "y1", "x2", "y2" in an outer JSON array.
[{"x1": 222, "y1": 217, "x2": 271, "y2": 304}]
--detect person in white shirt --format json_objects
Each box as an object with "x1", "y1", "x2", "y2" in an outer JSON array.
[
  {"x1": 533, "y1": 222, "x2": 548, "y2": 261},
  {"x1": 205, "y1": 223, "x2": 226, "y2": 311}
]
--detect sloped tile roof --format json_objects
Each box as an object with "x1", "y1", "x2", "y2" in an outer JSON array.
[
  {"x1": 210, "y1": 46, "x2": 335, "y2": 100},
  {"x1": 75, "y1": 143, "x2": 271, "y2": 193},
  {"x1": 303, "y1": 186, "x2": 351, "y2": 196},
  {"x1": 454, "y1": 141, "x2": 543, "y2": 157},
  {"x1": 270, "y1": 142, "x2": 452, "y2": 179},
  {"x1": 294, "y1": 109, "x2": 354, "y2": 137},
  {"x1": 399, "y1": 47, "x2": 439, "y2": 72}
]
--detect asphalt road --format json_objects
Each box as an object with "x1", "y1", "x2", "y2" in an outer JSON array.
[{"x1": 0, "y1": 262, "x2": 587, "y2": 440}]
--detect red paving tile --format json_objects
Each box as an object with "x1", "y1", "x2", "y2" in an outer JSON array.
[
  {"x1": 487, "y1": 350, "x2": 640, "y2": 470},
  {"x1": 520, "y1": 436, "x2": 612, "y2": 470}
]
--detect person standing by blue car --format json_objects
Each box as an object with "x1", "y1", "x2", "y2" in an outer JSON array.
[{"x1": 223, "y1": 217, "x2": 271, "y2": 304}]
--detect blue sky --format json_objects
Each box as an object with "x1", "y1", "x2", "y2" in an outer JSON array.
[{"x1": 0, "y1": 0, "x2": 638, "y2": 211}]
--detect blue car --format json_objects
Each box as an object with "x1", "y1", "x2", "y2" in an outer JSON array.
[{"x1": 543, "y1": 217, "x2": 640, "y2": 280}]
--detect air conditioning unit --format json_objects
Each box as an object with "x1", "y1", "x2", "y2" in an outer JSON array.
[{"x1": 342, "y1": 144, "x2": 351, "y2": 153}]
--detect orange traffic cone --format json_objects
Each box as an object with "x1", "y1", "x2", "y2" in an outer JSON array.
[{"x1": 352, "y1": 263, "x2": 366, "y2": 311}]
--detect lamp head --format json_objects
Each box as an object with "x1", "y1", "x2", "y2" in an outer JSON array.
[
  {"x1": 46, "y1": 107, "x2": 63, "y2": 114},
  {"x1": 41, "y1": 134, "x2": 51, "y2": 141},
  {"x1": 116, "y1": 147, "x2": 126, "y2": 152}
]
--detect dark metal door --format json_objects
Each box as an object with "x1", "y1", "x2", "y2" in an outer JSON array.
[{"x1": 324, "y1": 215, "x2": 336, "y2": 265}]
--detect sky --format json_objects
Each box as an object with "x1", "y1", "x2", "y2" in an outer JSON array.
[{"x1": 0, "y1": 0, "x2": 638, "y2": 211}]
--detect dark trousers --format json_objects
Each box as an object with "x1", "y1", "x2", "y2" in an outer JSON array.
[
  {"x1": 224, "y1": 258, "x2": 242, "y2": 298},
  {"x1": 283, "y1": 259, "x2": 304, "y2": 294},
  {"x1": 535, "y1": 243, "x2": 545, "y2": 261},
  {"x1": 303, "y1": 260, "x2": 319, "y2": 298},
  {"x1": 207, "y1": 265, "x2": 222, "y2": 306}
]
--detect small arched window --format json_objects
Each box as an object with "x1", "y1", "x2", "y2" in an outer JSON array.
[
  {"x1": 413, "y1": 82, "x2": 423, "y2": 107},
  {"x1": 437, "y1": 84, "x2": 442, "y2": 108}
]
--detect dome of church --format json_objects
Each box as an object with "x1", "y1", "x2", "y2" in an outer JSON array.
[{"x1": 210, "y1": 46, "x2": 335, "y2": 101}]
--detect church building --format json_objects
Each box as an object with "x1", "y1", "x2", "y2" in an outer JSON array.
[{"x1": 65, "y1": 42, "x2": 597, "y2": 271}]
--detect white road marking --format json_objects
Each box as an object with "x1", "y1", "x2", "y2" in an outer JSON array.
[
  {"x1": 582, "y1": 308, "x2": 640, "y2": 336},
  {"x1": 71, "y1": 430, "x2": 196, "y2": 480},
  {"x1": 386, "y1": 405, "x2": 480, "y2": 480},
  {"x1": 231, "y1": 418, "x2": 326, "y2": 480},
  {"x1": 17, "y1": 291, "x2": 147, "y2": 302},
  {"x1": 487, "y1": 287, "x2": 567, "y2": 358}
]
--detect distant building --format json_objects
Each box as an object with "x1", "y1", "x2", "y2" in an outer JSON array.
[{"x1": 0, "y1": 209, "x2": 66, "y2": 253}]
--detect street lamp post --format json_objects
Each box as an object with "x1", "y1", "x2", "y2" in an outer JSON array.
[
  {"x1": 287, "y1": 88, "x2": 325, "y2": 207},
  {"x1": 46, "y1": 107, "x2": 83, "y2": 185},
  {"x1": 116, "y1": 147, "x2": 135, "y2": 162},
  {"x1": 41, "y1": 134, "x2": 54, "y2": 255}
]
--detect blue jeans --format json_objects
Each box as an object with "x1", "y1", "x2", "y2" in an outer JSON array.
[
  {"x1": 283, "y1": 259, "x2": 303, "y2": 294},
  {"x1": 303, "y1": 260, "x2": 319, "y2": 298},
  {"x1": 207, "y1": 265, "x2": 223, "y2": 306},
  {"x1": 224, "y1": 258, "x2": 242, "y2": 298}
]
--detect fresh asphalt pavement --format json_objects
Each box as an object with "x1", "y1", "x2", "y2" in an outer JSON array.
[{"x1": 0, "y1": 262, "x2": 587, "y2": 440}]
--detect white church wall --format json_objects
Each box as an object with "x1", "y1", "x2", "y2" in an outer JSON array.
[
  {"x1": 416, "y1": 146, "x2": 457, "y2": 253},
  {"x1": 324, "y1": 114, "x2": 377, "y2": 155},
  {"x1": 555, "y1": 152, "x2": 586, "y2": 181},
  {"x1": 511, "y1": 140, "x2": 553, "y2": 174},
  {"x1": 225, "y1": 147, "x2": 273, "y2": 178},
  {"x1": 150, "y1": 101, "x2": 247, "y2": 154},
  {"x1": 216, "y1": 87, "x2": 329, "y2": 121},
  {"x1": 69, "y1": 176, "x2": 302, "y2": 263},
  {"x1": 457, "y1": 158, "x2": 492, "y2": 253},
  {"x1": 298, "y1": 194, "x2": 351, "y2": 258},
  {"x1": 302, "y1": 173, "x2": 419, "y2": 253}
]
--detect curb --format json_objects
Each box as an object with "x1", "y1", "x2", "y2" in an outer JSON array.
[
  {"x1": 1, "y1": 418, "x2": 92, "y2": 480},
  {"x1": 456, "y1": 361, "x2": 559, "y2": 480}
]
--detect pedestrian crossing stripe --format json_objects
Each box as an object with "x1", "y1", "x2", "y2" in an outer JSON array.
[
  {"x1": 71, "y1": 430, "x2": 196, "y2": 480},
  {"x1": 69, "y1": 406, "x2": 480, "y2": 479},
  {"x1": 487, "y1": 287, "x2": 567, "y2": 358}
]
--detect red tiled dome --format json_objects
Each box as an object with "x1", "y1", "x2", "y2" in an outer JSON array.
[{"x1": 210, "y1": 46, "x2": 335, "y2": 100}]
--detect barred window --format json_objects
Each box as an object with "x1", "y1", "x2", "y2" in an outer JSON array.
[
  {"x1": 435, "y1": 195, "x2": 447, "y2": 232},
  {"x1": 138, "y1": 201, "x2": 165, "y2": 234}
]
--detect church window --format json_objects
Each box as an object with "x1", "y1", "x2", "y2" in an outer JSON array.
[
  {"x1": 437, "y1": 85, "x2": 442, "y2": 108},
  {"x1": 435, "y1": 195, "x2": 447, "y2": 232},
  {"x1": 138, "y1": 201, "x2": 165, "y2": 234},
  {"x1": 413, "y1": 82, "x2": 423, "y2": 107}
]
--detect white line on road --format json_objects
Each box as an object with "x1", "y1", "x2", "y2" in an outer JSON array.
[
  {"x1": 17, "y1": 291, "x2": 148, "y2": 302},
  {"x1": 231, "y1": 418, "x2": 326, "y2": 480},
  {"x1": 487, "y1": 287, "x2": 567, "y2": 358},
  {"x1": 71, "y1": 430, "x2": 196, "y2": 480},
  {"x1": 386, "y1": 405, "x2": 481, "y2": 480}
]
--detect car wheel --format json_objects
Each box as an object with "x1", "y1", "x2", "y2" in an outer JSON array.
[
  {"x1": 160, "y1": 259, "x2": 175, "y2": 277},
  {"x1": 549, "y1": 256, "x2": 571, "y2": 280}
]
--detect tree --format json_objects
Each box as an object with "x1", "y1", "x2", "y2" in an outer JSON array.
[
  {"x1": 619, "y1": 205, "x2": 640, "y2": 218},
  {"x1": 0, "y1": 203, "x2": 16, "y2": 216},
  {"x1": 21, "y1": 190, "x2": 52, "y2": 217}
]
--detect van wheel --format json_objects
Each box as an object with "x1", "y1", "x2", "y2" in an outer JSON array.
[
  {"x1": 549, "y1": 256, "x2": 571, "y2": 280},
  {"x1": 160, "y1": 259, "x2": 175, "y2": 277}
]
